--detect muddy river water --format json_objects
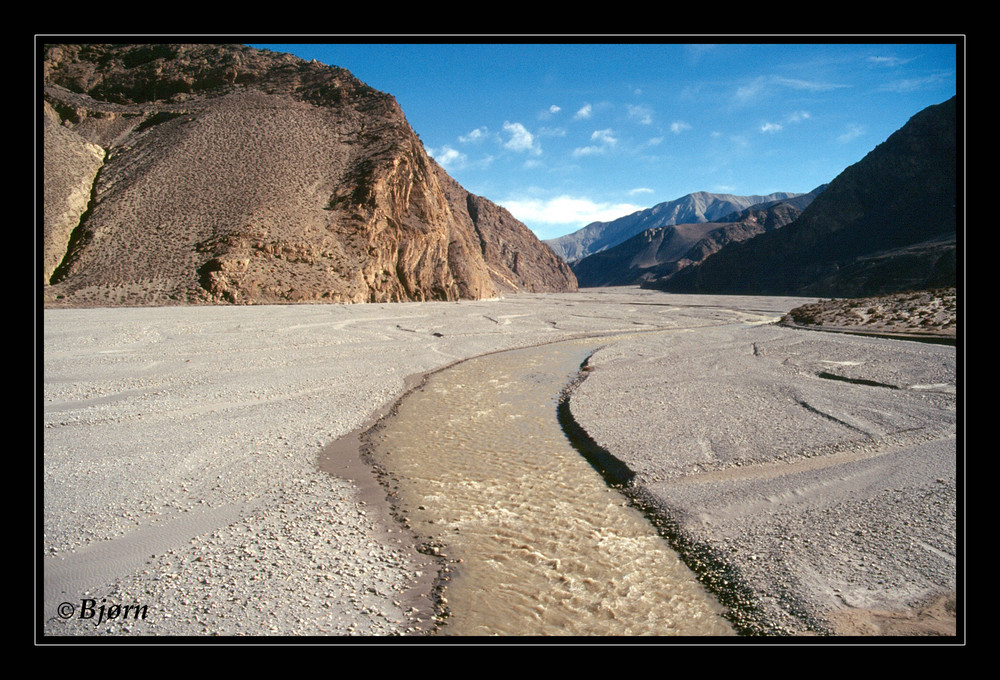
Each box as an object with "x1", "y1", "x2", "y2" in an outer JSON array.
[{"x1": 365, "y1": 336, "x2": 734, "y2": 636}]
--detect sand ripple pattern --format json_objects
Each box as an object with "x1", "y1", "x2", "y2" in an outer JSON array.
[{"x1": 369, "y1": 339, "x2": 734, "y2": 636}]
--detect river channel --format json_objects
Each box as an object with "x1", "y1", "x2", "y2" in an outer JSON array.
[{"x1": 363, "y1": 337, "x2": 734, "y2": 636}]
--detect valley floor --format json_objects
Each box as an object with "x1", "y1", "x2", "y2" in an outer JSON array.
[{"x1": 39, "y1": 288, "x2": 960, "y2": 640}]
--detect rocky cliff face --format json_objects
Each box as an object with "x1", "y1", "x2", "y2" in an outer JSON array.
[{"x1": 41, "y1": 43, "x2": 576, "y2": 306}]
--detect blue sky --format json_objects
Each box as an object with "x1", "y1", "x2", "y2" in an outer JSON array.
[{"x1": 250, "y1": 40, "x2": 959, "y2": 241}]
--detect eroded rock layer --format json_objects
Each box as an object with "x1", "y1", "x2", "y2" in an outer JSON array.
[{"x1": 42, "y1": 43, "x2": 576, "y2": 306}]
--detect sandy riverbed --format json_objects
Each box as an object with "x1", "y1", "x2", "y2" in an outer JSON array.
[{"x1": 39, "y1": 288, "x2": 960, "y2": 639}]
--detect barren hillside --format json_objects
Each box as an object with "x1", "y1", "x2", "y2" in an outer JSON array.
[{"x1": 42, "y1": 43, "x2": 575, "y2": 307}]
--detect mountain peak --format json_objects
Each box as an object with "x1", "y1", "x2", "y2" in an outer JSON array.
[{"x1": 544, "y1": 190, "x2": 806, "y2": 263}]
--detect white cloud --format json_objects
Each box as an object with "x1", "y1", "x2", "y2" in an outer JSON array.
[
  {"x1": 459, "y1": 126, "x2": 489, "y2": 143},
  {"x1": 670, "y1": 121, "x2": 692, "y2": 134},
  {"x1": 501, "y1": 194, "x2": 643, "y2": 228},
  {"x1": 760, "y1": 122, "x2": 782, "y2": 133},
  {"x1": 591, "y1": 128, "x2": 617, "y2": 145},
  {"x1": 574, "y1": 104, "x2": 593, "y2": 120},
  {"x1": 786, "y1": 110, "x2": 811, "y2": 123},
  {"x1": 629, "y1": 187, "x2": 654, "y2": 196},
  {"x1": 538, "y1": 105, "x2": 562, "y2": 121},
  {"x1": 502, "y1": 121, "x2": 541, "y2": 154},
  {"x1": 428, "y1": 145, "x2": 466, "y2": 168},
  {"x1": 573, "y1": 128, "x2": 617, "y2": 157}
]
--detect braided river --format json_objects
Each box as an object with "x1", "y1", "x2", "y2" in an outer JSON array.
[{"x1": 364, "y1": 337, "x2": 734, "y2": 636}]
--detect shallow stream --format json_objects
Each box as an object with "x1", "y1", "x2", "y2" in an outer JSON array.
[{"x1": 364, "y1": 337, "x2": 734, "y2": 636}]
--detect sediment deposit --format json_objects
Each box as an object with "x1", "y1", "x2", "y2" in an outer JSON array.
[{"x1": 41, "y1": 289, "x2": 959, "y2": 638}]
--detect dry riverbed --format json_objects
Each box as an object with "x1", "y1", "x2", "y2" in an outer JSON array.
[{"x1": 39, "y1": 288, "x2": 961, "y2": 640}]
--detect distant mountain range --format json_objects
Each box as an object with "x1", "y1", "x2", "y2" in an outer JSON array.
[
  {"x1": 652, "y1": 96, "x2": 957, "y2": 297},
  {"x1": 544, "y1": 190, "x2": 810, "y2": 263},
  {"x1": 571, "y1": 190, "x2": 824, "y2": 288}
]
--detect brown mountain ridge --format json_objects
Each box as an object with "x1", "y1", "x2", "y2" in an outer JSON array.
[{"x1": 41, "y1": 43, "x2": 576, "y2": 307}]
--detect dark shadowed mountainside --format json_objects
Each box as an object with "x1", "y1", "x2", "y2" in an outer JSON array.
[
  {"x1": 544, "y1": 190, "x2": 807, "y2": 263},
  {"x1": 41, "y1": 43, "x2": 576, "y2": 307},
  {"x1": 653, "y1": 97, "x2": 958, "y2": 298},
  {"x1": 572, "y1": 191, "x2": 821, "y2": 288}
]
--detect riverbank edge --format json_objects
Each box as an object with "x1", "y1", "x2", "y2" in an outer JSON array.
[{"x1": 556, "y1": 352, "x2": 801, "y2": 636}]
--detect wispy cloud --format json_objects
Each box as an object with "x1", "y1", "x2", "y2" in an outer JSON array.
[
  {"x1": 574, "y1": 104, "x2": 593, "y2": 120},
  {"x1": 760, "y1": 122, "x2": 782, "y2": 133},
  {"x1": 684, "y1": 44, "x2": 717, "y2": 64},
  {"x1": 670, "y1": 121, "x2": 692, "y2": 134},
  {"x1": 629, "y1": 187, "x2": 654, "y2": 196},
  {"x1": 627, "y1": 104, "x2": 653, "y2": 125},
  {"x1": 868, "y1": 55, "x2": 914, "y2": 68},
  {"x1": 734, "y1": 78, "x2": 765, "y2": 105},
  {"x1": 771, "y1": 76, "x2": 846, "y2": 92},
  {"x1": 837, "y1": 123, "x2": 865, "y2": 144},
  {"x1": 735, "y1": 75, "x2": 847, "y2": 105},
  {"x1": 537, "y1": 126, "x2": 567, "y2": 138},
  {"x1": 573, "y1": 128, "x2": 618, "y2": 157},
  {"x1": 879, "y1": 72, "x2": 953, "y2": 93}
]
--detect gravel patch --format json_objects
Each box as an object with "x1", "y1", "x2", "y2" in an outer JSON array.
[{"x1": 41, "y1": 289, "x2": 719, "y2": 637}]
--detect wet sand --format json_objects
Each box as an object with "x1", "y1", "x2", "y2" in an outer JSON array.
[{"x1": 40, "y1": 288, "x2": 960, "y2": 639}]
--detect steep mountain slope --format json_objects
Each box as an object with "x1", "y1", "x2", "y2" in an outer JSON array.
[
  {"x1": 544, "y1": 190, "x2": 806, "y2": 263},
  {"x1": 572, "y1": 192, "x2": 821, "y2": 288},
  {"x1": 656, "y1": 97, "x2": 958, "y2": 297},
  {"x1": 41, "y1": 43, "x2": 575, "y2": 307}
]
